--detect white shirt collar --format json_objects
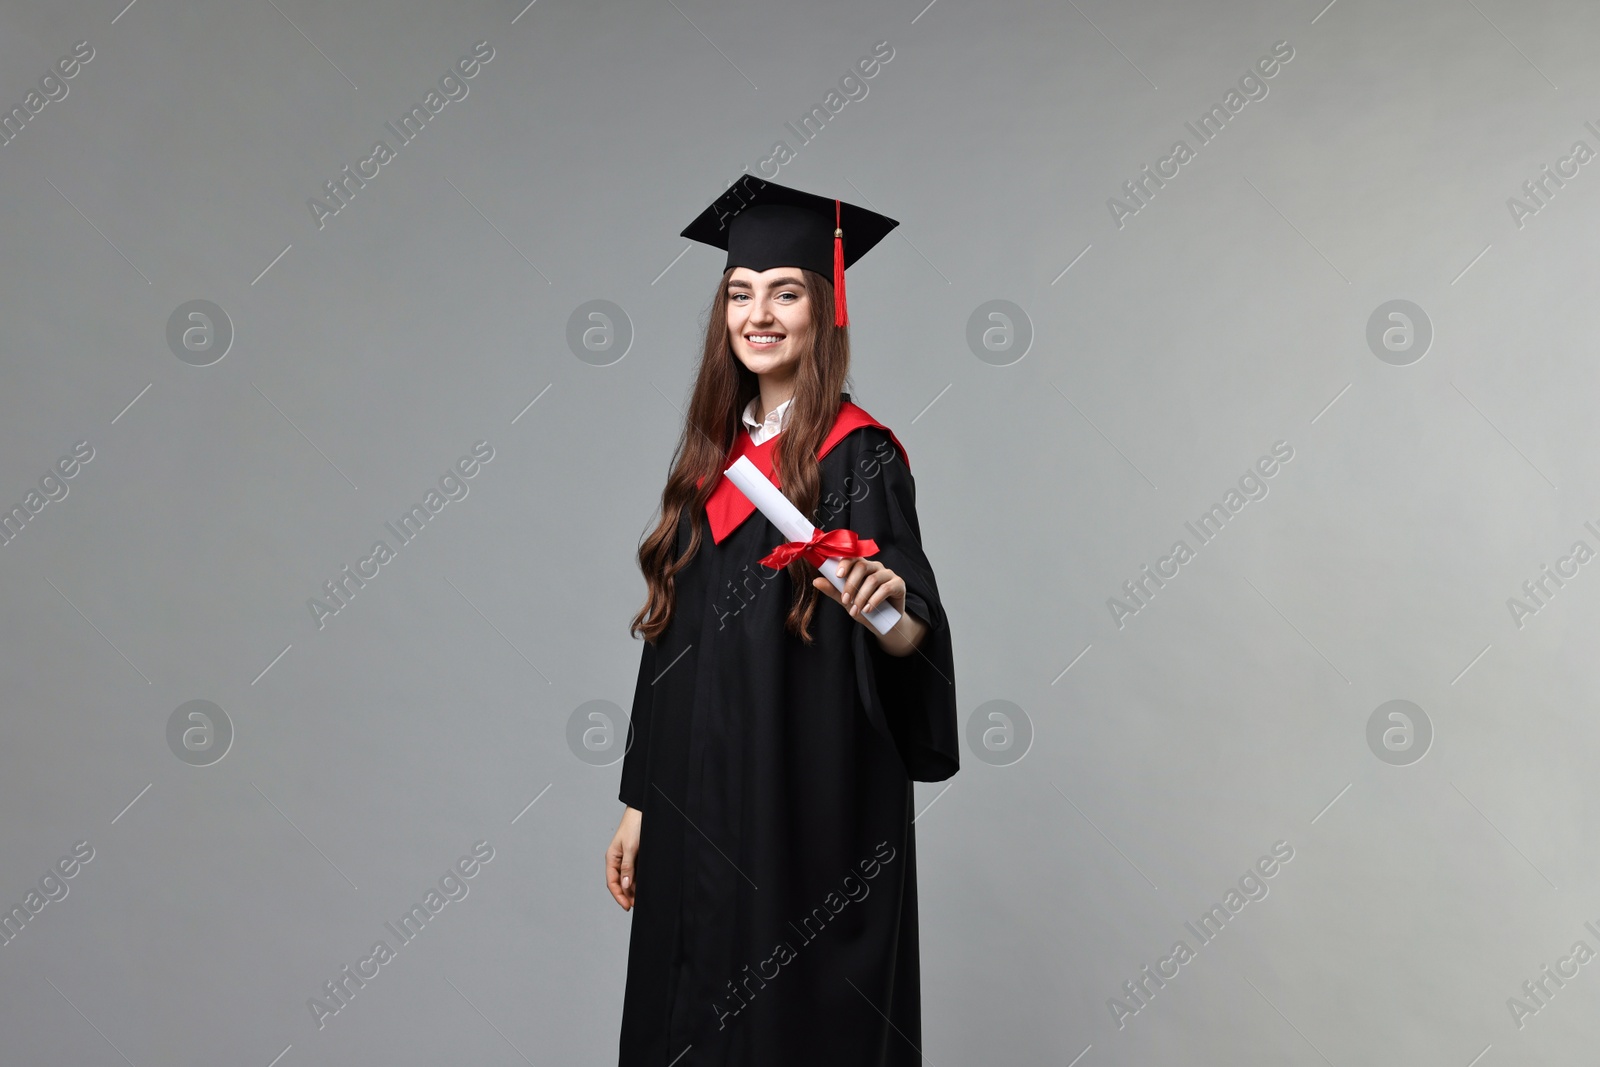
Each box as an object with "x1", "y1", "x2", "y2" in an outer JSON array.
[{"x1": 741, "y1": 396, "x2": 794, "y2": 443}]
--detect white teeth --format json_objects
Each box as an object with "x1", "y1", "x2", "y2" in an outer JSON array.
[{"x1": 748, "y1": 335, "x2": 783, "y2": 343}]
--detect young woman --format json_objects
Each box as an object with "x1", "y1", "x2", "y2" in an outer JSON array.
[{"x1": 606, "y1": 178, "x2": 959, "y2": 1066}]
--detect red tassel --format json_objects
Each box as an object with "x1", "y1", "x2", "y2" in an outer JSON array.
[{"x1": 833, "y1": 198, "x2": 848, "y2": 327}]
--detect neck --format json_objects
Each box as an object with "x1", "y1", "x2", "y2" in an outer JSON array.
[{"x1": 754, "y1": 373, "x2": 796, "y2": 424}]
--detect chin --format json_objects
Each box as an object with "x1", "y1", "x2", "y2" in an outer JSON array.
[{"x1": 740, "y1": 352, "x2": 787, "y2": 373}]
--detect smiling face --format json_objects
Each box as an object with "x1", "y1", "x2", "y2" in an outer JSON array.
[{"x1": 726, "y1": 266, "x2": 813, "y2": 383}]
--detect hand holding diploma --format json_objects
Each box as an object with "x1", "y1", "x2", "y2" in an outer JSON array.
[
  {"x1": 812, "y1": 557, "x2": 930, "y2": 656},
  {"x1": 723, "y1": 456, "x2": 929, "y2": 653}
]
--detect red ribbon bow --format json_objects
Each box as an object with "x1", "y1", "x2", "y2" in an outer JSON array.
[{"x1": 758, "y1": 527, "x2": 879, "y2": 570}]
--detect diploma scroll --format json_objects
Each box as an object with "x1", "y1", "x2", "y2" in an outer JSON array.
[{"x1": 724, "y1": 455, "x2": 902, "y2": 636}]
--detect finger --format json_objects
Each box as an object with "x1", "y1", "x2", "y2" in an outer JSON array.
[
  {"x1": 825, "y1": 563, "x2": 864, "y2": 604},
  {"x1": 617, "y1": 862, "x2": 636, "y2": 907},
  {"x1": 842, "y1": 559, "x2": 877, "y2": 603},
  {"x1": 621, "y1": 836, "x2": 640, "y2": 886},
  {"x1": 863, "y1": 575, "x2": 902, "y2": 614},
  {"x1": 846, "y1": 574, "x2": 871, "y2": 614},
  {"x1": 852, "y1": 572, "x2": 888, "y2": 614},
  {"x1": 607, "y1": 853, "x2": 625, "y2": 906},
  {"x1": 834, "y1": 558, "x2": 856, "y2": 600}
]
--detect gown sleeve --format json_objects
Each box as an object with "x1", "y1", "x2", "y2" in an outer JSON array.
[
  {"x1": 843, "y1": 428, "x2": 960, "y2": 783},
  {"x1": 618, "y1": 637, "x2": 656, "y2": 809}
]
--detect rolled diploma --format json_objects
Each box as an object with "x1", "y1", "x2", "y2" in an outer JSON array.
[{"x1": 724, "y1": 454, "x2": 902, "y2": 636}]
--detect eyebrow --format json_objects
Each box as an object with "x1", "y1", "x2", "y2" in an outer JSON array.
[{"x1": 727, "y1": 275, "x2": 806, "y2": 289}]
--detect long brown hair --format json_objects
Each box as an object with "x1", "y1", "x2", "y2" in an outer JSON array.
[{"x1": 630, "y1": 267, "x2": 851, "y2": 645}]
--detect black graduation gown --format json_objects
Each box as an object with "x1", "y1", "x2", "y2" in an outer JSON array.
[{"x1": 617, "y1": 415, "x2": 960, "y2": 1066}]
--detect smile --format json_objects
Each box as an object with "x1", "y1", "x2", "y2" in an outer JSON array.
[{"x1": 745, "y1": 334, "x2": 785, "y2": 348}]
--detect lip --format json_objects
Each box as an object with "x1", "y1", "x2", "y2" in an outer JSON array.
[{"x1": 744, "y1": 333, "x2": 785, "y2": 350}]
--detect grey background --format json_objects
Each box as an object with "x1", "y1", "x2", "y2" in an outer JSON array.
[{"x1": 1, "y1": 0, "x2": 1596, "y2": 1063}]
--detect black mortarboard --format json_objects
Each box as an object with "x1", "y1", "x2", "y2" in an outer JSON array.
[{"x1": 680, "y1": 175, "x2": 899, "y2": 326}]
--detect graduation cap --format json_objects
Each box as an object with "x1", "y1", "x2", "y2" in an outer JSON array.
[{"x1": 680, "y1": 175, "x2": 898, "y2": 327}]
